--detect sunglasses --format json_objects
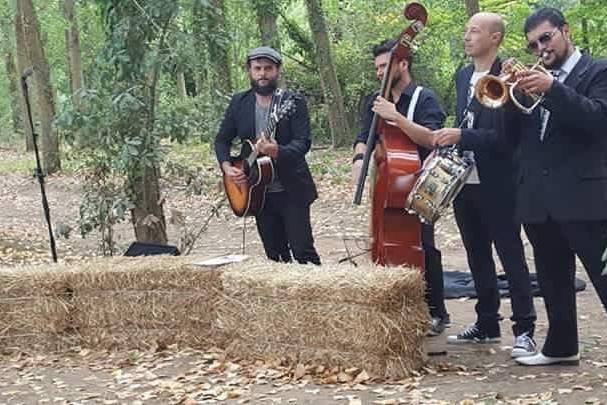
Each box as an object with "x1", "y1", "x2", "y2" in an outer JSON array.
[{"x1": 526, "y1": 27, "x2": 560, "y2": 53}]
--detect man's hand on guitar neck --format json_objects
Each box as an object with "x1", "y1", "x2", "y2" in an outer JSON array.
[
  {"x1": 255, "y1": 135, "x2": 279, "y2": 159},
  {"x1": 221, "y1": 162, "x2": 247, "y2": 184}
]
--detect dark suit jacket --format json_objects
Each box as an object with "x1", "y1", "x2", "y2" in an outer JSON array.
[
  {"x1": 511, "y1": 53, "x2": 607, "y2": 223},
  {"x1": 215, "y1": 89, "x2": 318, "y2": 206},
  {"x1": 455, "y1": 58, "x2": 520, "y2": 214}
]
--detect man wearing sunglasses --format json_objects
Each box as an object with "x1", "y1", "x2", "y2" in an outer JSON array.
[{"x1": 509, "y1": 8, "x2": 607, "y2": 366}]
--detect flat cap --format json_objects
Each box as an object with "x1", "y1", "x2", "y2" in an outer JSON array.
[{"x1": 247, "y1": 46, "x2": 282, "y2": 66}]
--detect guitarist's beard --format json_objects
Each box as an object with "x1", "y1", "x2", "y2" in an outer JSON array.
[{"x1": 251, "y1": 78, "x2": 278, "y2": 96}]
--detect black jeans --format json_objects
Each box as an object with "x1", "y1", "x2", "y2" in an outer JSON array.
[
  {"x1": 255, "y1": 191, "x2": 321, "y2": 265},
  {"x1": 524, "y1": 218, "x2": 607, "y2": 357},
  {"x1": 422, "y1": 223, "x2": 448, "y2": 319},
  {"x1": 453, "y1": 184, "x2": 536, "y2": 337}
]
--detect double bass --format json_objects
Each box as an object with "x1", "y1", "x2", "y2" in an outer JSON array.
[{"x1": 353, "y1": 3, "x2": 427, "y2": 269}]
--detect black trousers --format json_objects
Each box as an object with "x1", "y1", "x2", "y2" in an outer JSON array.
[
  {"x1": 453, "y1": 184, "x2": 536, "y2": 336},
  {"x1": 422, "y1": 223, "x2": 448, "y2": 319},
  {"x1": 255, "y1": 191, "x2": 321, "y2": 265},
  {"x1": 524, "y1": 218, "x2": 607, "y2": 357}
]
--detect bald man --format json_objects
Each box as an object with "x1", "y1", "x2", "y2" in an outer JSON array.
[{"x1": 434, "y1": 13, "x2": 537, "y2": 357}]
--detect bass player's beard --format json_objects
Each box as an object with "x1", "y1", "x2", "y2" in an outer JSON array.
[
  {"x1": 390, "y1": 72, "x2": 402, "y2": 89},
  {"x1": 251, "y1": 77, "x2": 279, "y2": 96}
]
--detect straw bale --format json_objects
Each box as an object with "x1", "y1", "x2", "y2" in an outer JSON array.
[
  {"x1": 65, "y1": 256, "x2": 220, "y2": 291},
  {"x1": 70, "y1": 289, "x2": 221, "y2": 349},
  {"x1": 0, "y1": 256, "x2": 223, "y2": 353},
  {"x1": 227, "y1": 340, "x2": 423, "y2": 379},
  {"x1": 218, "y1": 260, "x2": 429, "y2": 378},
  {"x1": 0, "y1": 264, "x2": 72, "y2": 297},
  {"x1": 74, "y1": 326, "x2": 212, "y2": 351},
  {"x1": 65, "y1": 256, "x2": 223, "y2": 350},
  {"x1": 0, "y1": 265, "x2": 73, "y2": 354}
]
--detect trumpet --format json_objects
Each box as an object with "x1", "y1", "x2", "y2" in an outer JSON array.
[{"x1": 474, "y1": 57, "x2": 549, "y2": 114}]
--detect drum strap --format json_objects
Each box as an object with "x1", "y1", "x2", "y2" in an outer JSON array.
[{"x1": 406, "y1": 86, "x2": 423, "y2": 121}]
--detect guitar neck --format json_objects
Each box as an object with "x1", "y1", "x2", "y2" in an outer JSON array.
[
  {"x1": 246, "y1": 115, "x2": 279, "y2": 167},
  {"x1": 264, "y1": 116, "x2": 278, "y2": 140}
]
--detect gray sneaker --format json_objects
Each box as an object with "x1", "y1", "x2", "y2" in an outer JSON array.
[
  {"x1": 427, "y1": 317, "x2": 450, "y2": 336},
  {"x1": 511, "y1": 333, "x2": 537, "y2": 358}
]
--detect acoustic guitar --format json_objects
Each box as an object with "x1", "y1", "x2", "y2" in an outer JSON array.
[{"x1": 223, "y1": 94, "x2": 296, "y2": 217}]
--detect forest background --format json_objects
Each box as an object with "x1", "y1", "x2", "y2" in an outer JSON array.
[{"x1": 0, "y1": 0, "x2": 605, "y2": 250}]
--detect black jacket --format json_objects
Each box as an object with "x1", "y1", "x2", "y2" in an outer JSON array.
[
  {"x1": 455, "y1": 58, "x2": 520, "y2": 213},
  {"x1": 214, "y1": 89, "x2": 318, "y2": 206},
  {"x1": 509, "y1": 53, "x2": 607, "y2": 223}
]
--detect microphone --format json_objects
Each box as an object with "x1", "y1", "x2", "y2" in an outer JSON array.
[{"x1": 21, "y1": 67, "x2": 34, "y2": 80}]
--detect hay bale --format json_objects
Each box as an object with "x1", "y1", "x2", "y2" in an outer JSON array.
[
  {"x1": 218, "y1": 260, "x2": 429, "y2": 378},
  {"x1": 0, "y1": 265, "x2": 74, "y2": 354},
  {"x1": 0, "y1": 257, "x2": 223, "y2": 354},
  {"x1": 65, "y1": 256, "x2": 223, "y2": 350}
]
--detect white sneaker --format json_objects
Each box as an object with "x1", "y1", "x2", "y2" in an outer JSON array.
[
  {"x1": 515, "y1": 352, "x2": 580, "y2": 366},
  {"x1": 511, "y1": 333, "x2": 537, "y2": 358}
]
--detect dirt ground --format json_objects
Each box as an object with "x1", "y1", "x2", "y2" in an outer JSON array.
[{"x1": 1, "y1": 145, "x2": 607, "y2": 404}]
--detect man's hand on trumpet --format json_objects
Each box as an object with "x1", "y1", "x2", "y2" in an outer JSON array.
[{"x1": 514, "y1": 69, "x2": 555, "y2": 96}]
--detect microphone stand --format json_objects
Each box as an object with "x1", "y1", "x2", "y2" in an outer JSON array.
[{"x1": 20, "y1": 67, "x2": 58, "y2": 263}]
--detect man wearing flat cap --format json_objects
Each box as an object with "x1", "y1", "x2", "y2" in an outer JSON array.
[{"x1": 215, "y1": 46, "x2": 321, "y2": 265}]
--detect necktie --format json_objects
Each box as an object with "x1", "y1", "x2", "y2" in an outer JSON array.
[{"x1": 539, "y1": 70, "x2": 561, "y2": 141}]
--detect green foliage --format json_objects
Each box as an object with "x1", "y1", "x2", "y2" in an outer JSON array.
[
  {"x1": 154, "y1": 94, "x2": 229, "y2": 143},
  {"x1": 0, "y1": 154, "x2": 35, "y2": 174},
  {"x1": 307, "y1": 147, "x2": 350, "y2": 184},
  {"x1": 77, "y1": 161, "x2": 133, "y2": 255},
  {"x1": 2, "y1": 0, "x2": 607, "y2": 167},
  {"x1": 55, "y1": 0, "x2": 181, "y2": 243},
  {"x1": 163, "y1": 141, "x2": 219, "y2": 196}
]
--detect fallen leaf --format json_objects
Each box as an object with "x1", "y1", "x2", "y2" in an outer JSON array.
[
  {"x1": 294, "y1": 364, "x2": 306, "y2": 380},
  {"x1": 353, "y1": 370, "x2": 370, "y2": 384}
]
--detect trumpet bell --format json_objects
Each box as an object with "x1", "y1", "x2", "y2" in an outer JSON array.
[
  {"x1": 474, "y1": 74, "x2": 509, "y2": 109},
  {"x1": 473, "y1": 57, "x2": 547, "y2": 114}
]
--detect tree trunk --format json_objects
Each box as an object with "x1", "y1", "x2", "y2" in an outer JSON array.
[
  {"x1": 129, "y1": 166, "x2": 168, "y2": 245},
  {"x1": 126, "y1": 20, "x2": 170, "y2": 246},
  {"x1": 580, "y1": 0, "x2": 590, "y2": 53},
  {"x1": 254, "y1": 0, "x2": 282, "y2": 51},
  {"x1": 208, "y1": 0, "x2": 232, "y2": 95},
  {"x1": 18, "y1": 0, "x2": 60, "y2": 173},
  {"x1": 192, "y1": 0, "x2": 232, "y2": 96},
  {"x1": 191, "y1": 3, "x2": 204, "y2": 91},
  {"x1": 62, "y1": 0, "x2": 84, "y2": 107},
  {"x1": 0, "y1": 18, "x2": 22, "y2": 134},
  {"x1": 13, "y1": 4, "x2": 34, "y2": 151},
  {"x1": 304, "y1": 0, "x2": 351, "y2": 148},
  {"x1": 465, "y1": 0, "x2": 480, "y2": 17},
  {"x1": 3, "y1": 49, "x2": 22, "y2": 133},
  {"x1": 176, "y1": 71, "x2": 187, "y2": 99}
]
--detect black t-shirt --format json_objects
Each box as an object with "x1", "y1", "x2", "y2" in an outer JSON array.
[{"x1": 356, "y1": 82, "x2": 446, "y2": 161}]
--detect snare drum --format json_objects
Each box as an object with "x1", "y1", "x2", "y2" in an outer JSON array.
[{"x1": 405, "y1": 147, "x2": 473, "y2": 224}]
